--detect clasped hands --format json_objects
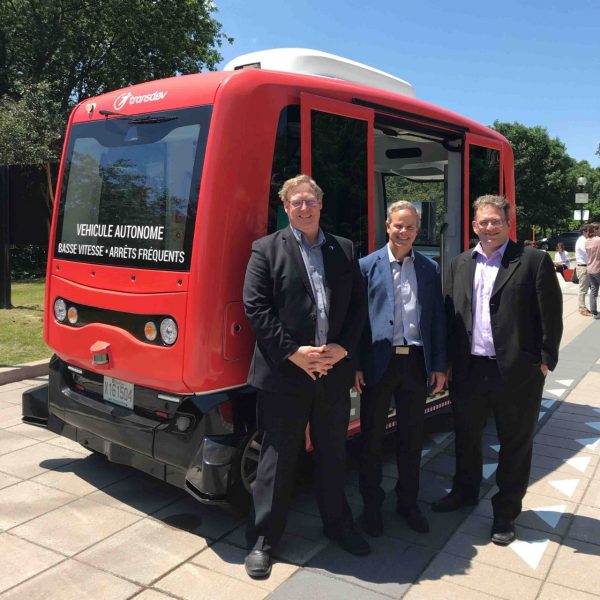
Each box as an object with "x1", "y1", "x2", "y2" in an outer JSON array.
[{"x1": 288, "y1": 344, "x2": 347, "y2": 380}]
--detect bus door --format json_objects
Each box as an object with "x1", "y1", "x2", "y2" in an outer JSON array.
[
  {"x1": 464, "y1": 134, "x2": 514, "y2": 248},
  {"x1": 300, "y1": 93, "x2": 374, "y2": 257}
]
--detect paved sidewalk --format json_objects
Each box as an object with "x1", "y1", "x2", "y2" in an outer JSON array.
[{"x1": 0, "y1": 276, "x2": 599, "y2": 599}]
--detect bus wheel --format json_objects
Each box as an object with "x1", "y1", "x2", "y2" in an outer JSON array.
[
  {"x1": 541, "y1": 242, "x2": 549, "y2": 250},
  {"x1": 230, "y1": 429, "x2": 261, "y2": 510}
]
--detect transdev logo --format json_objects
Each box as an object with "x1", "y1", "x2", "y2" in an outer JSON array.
[{"x1": 113, "y1": 90, "x2": 168, "y2": 111}]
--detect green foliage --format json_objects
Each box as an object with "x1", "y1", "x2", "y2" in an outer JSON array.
[
  {"x1": 0, "y1": 0, "x2": 232, "y2": 166},
  {"x1": 492, "y1": 121, "x2": 576, "y2": 238},
  {"x1": 10, "y1": 245, "x2": 48, "y2": 279},
  {"x1": 0, "y1": 81, "x2": 63, "y2": 165}
]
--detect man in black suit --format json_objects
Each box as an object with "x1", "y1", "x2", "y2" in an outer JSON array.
[
  {"x1": 243, "y1": 174, "x2": 369, "y2": 578},
  {"x1": 432, "y1": 195, "x2": 562, "y2": 546}
]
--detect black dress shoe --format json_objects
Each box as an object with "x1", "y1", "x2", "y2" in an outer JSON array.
[
  {"x1": 361, "y1": 510, "x2": 384, "y2": 537},
  {"x1": 431, "y1": 490, "x2": 479, "y2": 513},
  {"x1": 325, "y1": 525, "x2": 371, "y2": 555},
  {"x1": 397, "y1": 505, "x2": 430, "y2": 533},
  {"x1": 244, "y1": 549, "x2": 272, "y2": 578},
  {"x1": 491, "y1": 519, "x2": 515, "y2": 546}
]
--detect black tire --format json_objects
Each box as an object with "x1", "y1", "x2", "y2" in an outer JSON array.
[
  {"x1": 229, "y1": 429, "x2": 261, "y2": 511},
  {"x1": 541, "y1": 242, "x2": 549, "y2": 251}
]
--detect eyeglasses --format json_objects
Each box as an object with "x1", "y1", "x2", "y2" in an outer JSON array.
[
  {"x1": 476, "y1": 219, "x2": 505, "y2": 228},
  {"x1": 286, "y1": 199, "x2": 320, "y2": 209}
]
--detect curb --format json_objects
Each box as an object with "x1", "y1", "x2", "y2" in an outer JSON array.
[{"x1": 0, "y1": 359, "x2": 50, "y2": 386}]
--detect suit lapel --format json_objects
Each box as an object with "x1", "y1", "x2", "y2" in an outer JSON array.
[
  {"x1": 491, "y1": 240, "x2": 521, "y2": 297},
  {"x1": 282, "y1": 227, "x2": 315, "y2": 303},
  {"x1": 322, "y1": 233, "x2": 340, "y2": 302},
  {"x1": 375, "y1": 246, "x2": 395, "y2": 310},
  {"x1": 463, "y1": 251, "x2": 476, "y2": 309}
]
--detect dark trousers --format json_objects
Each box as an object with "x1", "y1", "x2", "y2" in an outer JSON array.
[
  {"x1": 359, "y1": 347, "x2": 428, "y2": 511},
  {"x1": 247, "y1": 378, "x2": 353, "y2": 553},
  {"x1": 451, "y1": 356, "x2": 544, "y2": 521}
]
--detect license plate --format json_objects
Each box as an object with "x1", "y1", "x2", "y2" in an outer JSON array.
[{"x1": 103, "y1": 376, "x2": 134, "y2": 409}]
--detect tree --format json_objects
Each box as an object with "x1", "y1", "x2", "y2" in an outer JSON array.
[{"x1": 492, "y1": 122, "x2": 576, "y2": 239}]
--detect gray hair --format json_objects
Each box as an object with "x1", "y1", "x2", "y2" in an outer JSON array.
[
  {"x1": 473, "y1": 195, "x2": 510, "y2": 222},
  {"x1": 278, "y1": 174, "x2": 323, "y2": 203},
  {"x1": 386, "y1": 200, "x2": 421, "y2": 229}
]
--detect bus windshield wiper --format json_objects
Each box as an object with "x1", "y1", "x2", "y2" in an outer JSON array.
[{"x1": 128, "y1": 115, "x2": 177, "y2": 124}]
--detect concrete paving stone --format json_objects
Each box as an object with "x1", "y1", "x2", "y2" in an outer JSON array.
[
  {"x1": 531, "y1": 451, "x2": 597, "y2": 477},
  {"x1": 526, "y1": 466, "x2": 587, "y2": 503},
  {"x1": 280, "y1": 507, "x2": 326, "y2": 541},
  {"x1": 533, "y1": 440, "x2": 598, "y2": 460},
  {"x1": 0, "y1": 380, "x2": 38, "y2": 394},
  {"x1": 191, "y1": 542, "x2": 299, "y2": 592},
  {"x1": 0, "y1": 470, "x2": 21, "y2": 490},
  {"x1": 580, "y1": 478, "x2": 600, "y2": 508},
  {"x1": 555, "y1": 403, "x2": 600, "y2": 418},
  {"x1": 287, "y1": 488, "x2": 321, "y2": 517},
  {"x1": 568, "y1": 503, "x2": 600, "y2": 546},
  {"x1": 6, "y1": 422, "x2": 58, "y2": 441},
  {"x1": 77, "y1": 517, "x2": 208, "y2": 585},
  {"x1": 45, "y1": 435, "x2": 94, "y2": 455},
  {"x1": 538, "y1": 422, "x2": 600, "y2": 443},
  {"x1": 154, "y1": 562, "x2": 268, "y2": 600},
  {"x1": 129, "y1": 591, "x2": 174, "y2": 600},
  {"x1": 0, "y1": 533, "x2": 64, "y2": 593},
  {"x1": 547, "y1": 539, "x2": 600, "y2": 595},
  {"x1": 418, "y1": 551, "x2": 542, "y2": 600},
  {"x1": 151, "y1": 495, "x2": 243, "y2": 539},
  {"x1": 269, "y1": 570, "x2": 390, "y2": 600},
  {"x1": 404, "y1": 578, "x2": 510, "y2": 599},
  {"x1": 0, "y1": 429, "x2": 39, "y2": 455},
  {"x1": 225, "y1": 524, "x2": 329, "y2": 565},
  {"x1": 0, "y1": 441, "x2": 83, "y2": 479},
  {"x1": 535, "y1": 432, "x2": 600, "y2": 455},
  {"x1": 445, "y1": 514, "x2": 561, "y2": 578},
  {"x1": 87, "y1": 471, "x2": 185, "y2": 516},
  {"x1": 417, "y1": 470, "x2": 456, "y2": 504},
  {"x1": 547, "y1": 413, "x2": 600, "y2": 431},
  {"x1": 421, "y1": 452, "x2": 457, "y2": 478},
  {"x1": 0, "y1": 404, "x2": 25, "y2": 428},
  {"x1": 0, "y1": 559, "x2": 140, "y2": 600},
  {"x1": 308, "y1": 536, "x2": 434, "y2": 597},
  {"x1": 474, "y1": 493, "x2": 575, "y2": 537},
  {"x1": 0, "y1": 480, "x2": 76, "y2": 530},
  {"x1": 537, "y1": 582, "x2": 600, "y2": 600},
  {"x1": 31, "y1": 453, "x2": 135, "y2": 497},
  {"x1": 11, "y1": 496, "x2": 141, "y2": 555}
]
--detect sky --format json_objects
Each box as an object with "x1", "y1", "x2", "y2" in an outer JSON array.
[{"x1": 213, "y1": 0, "x2": 600, "y2": 167}]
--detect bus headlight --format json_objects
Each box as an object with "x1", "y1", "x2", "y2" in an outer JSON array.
[
  {"x1": 54, "y1": 298, "x2": 67, "y2": 322},
  {"x1": 144, "y1": 321, "x2": 158, "y2": 342},
  {"x1": 67, "y1": 306, "x2": 79, "y2": 324},
  {"x1": 160, "y1": 318, "x2": 178, "y2": 345}
]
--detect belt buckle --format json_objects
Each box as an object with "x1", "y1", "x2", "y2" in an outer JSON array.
[{"x1": 395, "y1": 346, "x2": 410, "y2": 355}]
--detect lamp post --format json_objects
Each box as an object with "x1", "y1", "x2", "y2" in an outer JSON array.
[{"x1": 575, "y1": 176, "x2": 589, "y2": 224}]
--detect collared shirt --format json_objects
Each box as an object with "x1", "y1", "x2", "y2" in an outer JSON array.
[
  {"x1": 575, "y1": 235, "x2": 589, "y2": 265},
  {"x1": 291, "y1": 226, "x2": 329, "y2": 345},
  {"x1": 586, "y1": 236, "x2": 600, "y2": 275},
  {"x1": 471, "y1": 239, "x2": 509, "y2": 357},
  {"x1": 387, "y1": 245, "x2": 422, "y2": 347}
]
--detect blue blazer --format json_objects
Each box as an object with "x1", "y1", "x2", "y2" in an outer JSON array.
[{"x1": 359, "y1": 245, "x2": 446, "y2": 385}]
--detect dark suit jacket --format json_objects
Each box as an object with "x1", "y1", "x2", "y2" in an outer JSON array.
[
  {"x1": 358, "y1": 245, "x2": 446, "y2": 385},
  {"x1": 243, "y1": 227, "x2": 366, "y2": 394},
  {"x1": 445, "y1": 240, "x2": 563, "y2": 387}
]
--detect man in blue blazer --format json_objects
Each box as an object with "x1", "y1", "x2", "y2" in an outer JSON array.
[{"x1": 355, "y1": 200, "x2": 446, "y2": 535}]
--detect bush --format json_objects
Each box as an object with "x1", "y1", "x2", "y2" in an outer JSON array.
[{"x1": 10, "y1": 244, "x2": 47, "y2": 279}]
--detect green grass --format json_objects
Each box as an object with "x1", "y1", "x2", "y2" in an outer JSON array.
[{"x1": 0, "y1": 280, "x2": 50, "y2": 366}]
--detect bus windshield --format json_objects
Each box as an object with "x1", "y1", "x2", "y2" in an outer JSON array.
[{"x1": 54, "y1": 105, "x2": 212, "y2": 271}]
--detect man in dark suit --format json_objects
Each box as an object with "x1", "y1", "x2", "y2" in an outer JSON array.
[
  {"x1": 432, "y1": 194, "x2": 563, "y2": 546},
  {"x1": 243, "y1": 174, "x2": 369, "y2": 578},
  {"x1": 354, "y1": 201, "x2": 446, "y2": 536}
]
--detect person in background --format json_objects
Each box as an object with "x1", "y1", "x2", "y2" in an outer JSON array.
[
  {"x1": 553, "y1": 242, "x2": 571, "y2": 280},
  {"x1": 242, "y1": 174, "x2": 369, "y2": 579},
  {"x1": 354, "y1": 201, "x2": 446, "y2": 537},
  {"x1": 585, "y1": 223, "x2": 600, "y2": 319},
  {"x1": 432, "y1": 195, "x2": 563, "y2": 546},
  {"x1": 575, "y1": 224, "x2": 592, "y2": 316}
]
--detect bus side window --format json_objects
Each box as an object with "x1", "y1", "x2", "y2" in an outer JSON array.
[{"x1": 268, "y1": 106, "x2": 300, "y2": 234}]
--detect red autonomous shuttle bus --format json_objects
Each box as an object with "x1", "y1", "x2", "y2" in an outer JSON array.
[{"x1": 23, "y1": 49, "x2": 516, "y2": 507}]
